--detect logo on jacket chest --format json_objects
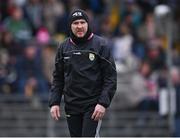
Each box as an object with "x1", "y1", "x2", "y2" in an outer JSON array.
[
  {"x1": 73, "y1": 52, "x2": 81, "y2": 55},
  {"x1": 89, "y1": 53, "x2": 95, "y2": 61}
]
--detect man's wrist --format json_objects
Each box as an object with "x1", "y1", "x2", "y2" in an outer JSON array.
[
  {"x1": 49, "y1": 103, "x2": 60, "y2": 108},
  {"x1": 97, "y1": 103, "x2": 108, "y2": 108}
]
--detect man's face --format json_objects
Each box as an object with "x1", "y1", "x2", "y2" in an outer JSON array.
[{"x1": 71, "y1": 19, "x2": 88, "y2": 38}]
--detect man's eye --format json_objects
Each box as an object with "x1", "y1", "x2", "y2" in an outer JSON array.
[
  {"x1": 80, "y1": 21, "x2": 86, "y2": 24},
  {"x1": 73, "y1": 22, "x2": 78, "y2": 25}
]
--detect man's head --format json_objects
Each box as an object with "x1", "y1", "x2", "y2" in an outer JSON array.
[
  {"x1": 71, "y1": 19, "x2": 88, "y2": 38},
  {"x1": 68, "y1": 9, "x2": 92, "y2": 44}
]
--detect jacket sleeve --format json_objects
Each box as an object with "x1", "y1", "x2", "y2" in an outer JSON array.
[
  {"x1": 98, "y1": 40, "x2": 117, "y2": 108},
  {"x1": 48, "y1": 44, "x2": 64, "y2": 107}
]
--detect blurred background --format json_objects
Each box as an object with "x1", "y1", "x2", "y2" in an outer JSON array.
[{"x1": 0, "y1": 0, "x2": 179, "y2": 137}]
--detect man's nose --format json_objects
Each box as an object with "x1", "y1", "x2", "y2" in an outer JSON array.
[{"x1": 77, "y1": 23, "x2": 83, "y2": 28}]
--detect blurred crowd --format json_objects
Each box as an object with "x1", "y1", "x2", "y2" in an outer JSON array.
[{"x1": 0, "y1": 0, "x2": 179, "y2": 113}]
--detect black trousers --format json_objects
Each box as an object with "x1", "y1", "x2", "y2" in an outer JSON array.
[{"x1": 66, "y1": 109, "x2": 101, "y2": 137}]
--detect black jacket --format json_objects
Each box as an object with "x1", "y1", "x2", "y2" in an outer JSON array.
[{"x1": 49, "y1": 34, "x2": 117, "y2": 114}]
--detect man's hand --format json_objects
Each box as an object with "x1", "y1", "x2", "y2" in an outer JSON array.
[
  {"x1": 91, "y1": 104, "x2": 106, "y2": 121},
  {"x1": 50, "y1": 105, "x2": 60, "y2": 121}
]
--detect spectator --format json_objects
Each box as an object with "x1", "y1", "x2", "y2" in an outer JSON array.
[
  {"x1": 136, "y1": 61, "x2": 159, "y2": 111},
  {"x1": 0, "y1": 48, "x2": 17, "y2": 94},
  {"x1": 41, "y1": 44, "x2": 56, "y2": 86},
  {"x1": 0, "y1": 30, "x2": 23, "y2": 60},
  {"x1": 42, "y1": 0, "x2": 67, "y2": 35},
  {"x1": 16, "y1": 43, "x2": 48, "y2": 97},
  {"x1": 3, "y1": 5, "x2": 32, "y2": 42},
  {"x1": 23, "y1": 0, "x2": 43, "y2": 35}
]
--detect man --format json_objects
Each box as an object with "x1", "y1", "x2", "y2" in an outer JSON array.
[{"x1": 49, "y1": 9, "x2": 117, "y2": 137}]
